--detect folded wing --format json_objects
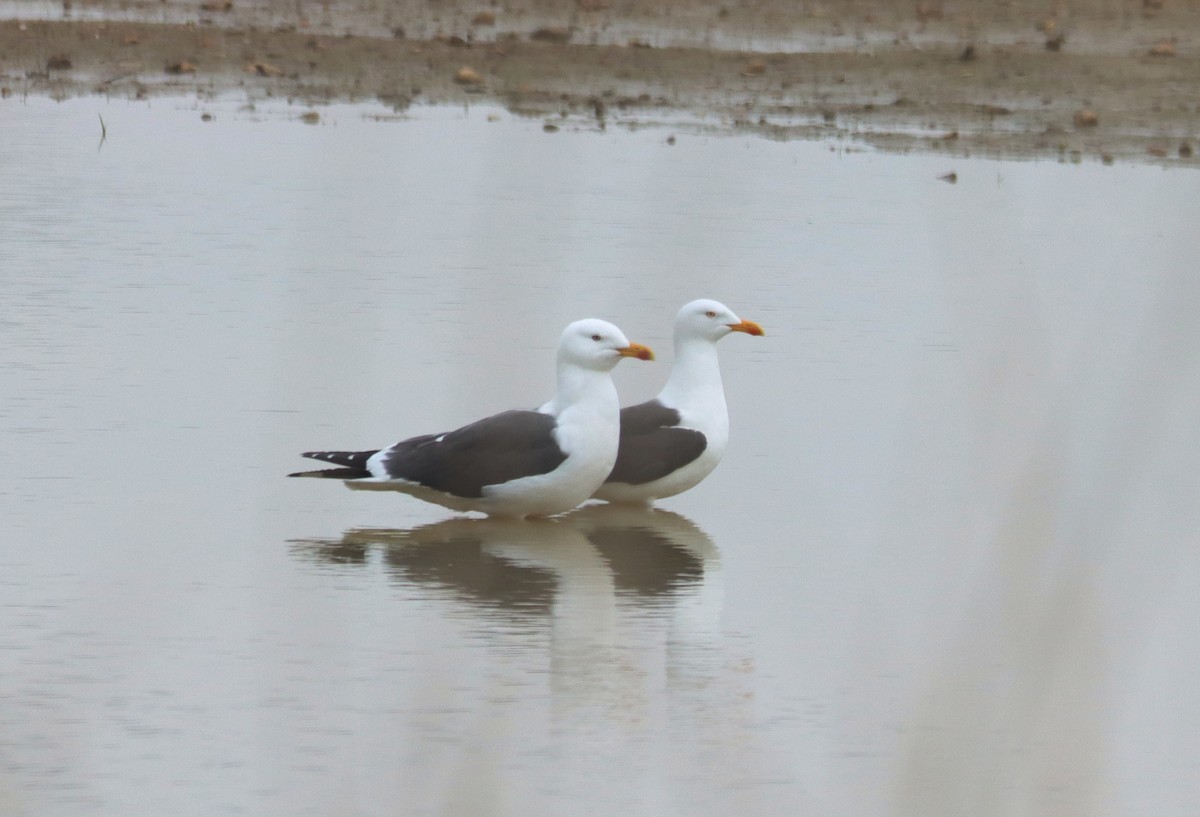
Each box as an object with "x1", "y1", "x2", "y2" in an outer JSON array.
[
  {"x1": 606, "y1": 401, "x2": 707, "y2": 486},
  {"x1": 380, "y1": 410, "x2": 569, "y2": 498}
]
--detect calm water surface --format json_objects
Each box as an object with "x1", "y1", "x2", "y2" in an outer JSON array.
[{"x1": 2, "y1": 97, "x2": 1199, "y2": 816}]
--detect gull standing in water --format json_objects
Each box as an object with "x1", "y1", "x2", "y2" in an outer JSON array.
[
  {"x1": 290, "y1": 319, "x2": 653, "y2": 518},
  {"x1": 593, "y1": 299, "x2": 763, "y2": 505}
]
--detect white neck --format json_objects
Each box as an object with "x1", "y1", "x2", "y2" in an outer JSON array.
[
  {"x1": 542, "y1": 361, "x2": 618, "y2": 417},
  {"x1": 658, "y1": 336, "x2": 724, "y2": 408}
]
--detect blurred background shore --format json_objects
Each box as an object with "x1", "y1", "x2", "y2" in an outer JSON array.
[{"x1": 3, "y1": 0, "x2": 1198, "y2": 162}]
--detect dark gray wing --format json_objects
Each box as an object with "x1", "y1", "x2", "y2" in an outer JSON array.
[
  {"x1": 381, "y1": 410, "x2": 567, "y2": 498},
  {"x1": 606, "y1": 400, "x2": 707, "y2": 485}
]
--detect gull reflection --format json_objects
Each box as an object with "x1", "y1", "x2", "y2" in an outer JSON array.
[
  {"x1": 377, "y1": 519, "x2": 564, "y2": 616},
  {"x1": 291, "y1": 507, "x2": 718, "y2": 613},
  {"x1": 289, "y1": 507, "x2": 723, "y2": 707},
  {"x1": 287, "y1": 510, "x2": 780, "y2": 808},
  {"x1": 569, "y1": 504, "x2": 713, "y2": 598},
  {"x1": 566, "y1": 504, "x2": 725, "y2": 698}
]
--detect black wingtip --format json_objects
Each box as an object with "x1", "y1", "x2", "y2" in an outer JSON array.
[
  {"x1": 291, "y1": 449, "x2": 381, "y2": 479},
  {"x1": 288, "y1": 467, "x2": 370, "y2": 479},
  {"x1": 301, "y1": 449, "x2": 379, "y2": 467}
]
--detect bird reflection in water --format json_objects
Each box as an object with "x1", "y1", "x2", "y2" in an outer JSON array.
[
  {"x1": 289, "y1": 508, "x2": 743, "y2": 769},
  {"x1": 289, "y1": 505, "x2": 718, "y2": 619}
]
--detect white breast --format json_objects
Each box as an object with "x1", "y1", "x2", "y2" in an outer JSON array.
[{"x1": 482, "y1": 381, "x2": 621, "y2": 517}]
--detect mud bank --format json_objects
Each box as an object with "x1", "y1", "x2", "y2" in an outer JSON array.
[{"x1": 2, "y1": 0, "x2": 1198, "y2": 163}]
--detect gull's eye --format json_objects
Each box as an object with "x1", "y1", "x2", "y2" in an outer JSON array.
[
  {"x1": 591, "y1": 334, "x2": 602, "y2": 342},
  {"x1": 705, "y1": 310, "x2": 717, "y2": 318}
]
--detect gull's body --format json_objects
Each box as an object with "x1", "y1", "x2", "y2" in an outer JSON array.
[
  {"x1": 291, "y1": 319, "x2": 652, "y2": 518},
  {"x1": 593, "y1": 300, "x2": 762, "y2": 505}
]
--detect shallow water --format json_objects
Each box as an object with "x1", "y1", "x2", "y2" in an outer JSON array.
[{"x1": 2, "y1": 96, "x2": 1199, "y2": 816}]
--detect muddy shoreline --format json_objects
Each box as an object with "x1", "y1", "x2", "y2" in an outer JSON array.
[{"x1": 2, "y1": 0, "x2": 1197, "y2": 163}]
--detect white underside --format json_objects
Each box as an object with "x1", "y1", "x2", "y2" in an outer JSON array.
[
  {"x1": 592, "y1": 442, "x2": 723, "y2": 504},
  {"x1": 345, "y1": 448, "x2": 616, "y2": 518}
]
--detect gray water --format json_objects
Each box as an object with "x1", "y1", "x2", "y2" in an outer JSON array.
[{"x1": 2, "y1": 97, "x2": 1199, "y2": 817}]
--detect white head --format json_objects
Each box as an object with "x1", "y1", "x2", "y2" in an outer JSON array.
[
  {"x1": 673, "y1": 299, "x2": 765, "y2": 344},
  {"x1": 558, "y1": 318, "x2": 655, "y2": 372}
]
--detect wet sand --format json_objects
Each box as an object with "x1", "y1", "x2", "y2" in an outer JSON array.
[{"x1": 2, "y1": 0, "x2": 1198, "y2": 162}]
